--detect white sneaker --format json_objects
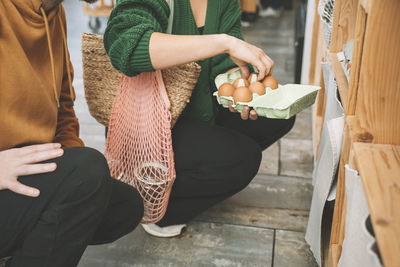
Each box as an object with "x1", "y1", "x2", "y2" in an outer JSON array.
[
  {"x1": 259, "y1": 7, "x2": 282, "y2": 18},
  {"x1": 141, "y1": 223, "x2": 187, "y2": 238}
]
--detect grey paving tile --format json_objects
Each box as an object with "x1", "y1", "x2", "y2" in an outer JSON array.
[
  {"x1": 196, "y1": 203, "x2": 309, "y2": 232},
  {"x1": 259, "y1": 141, "x2": 279, "y2": 175},
  {"x1": 225, "y1": 174, "x2": 313, "y2": 210},
  {"x1": 280, "y1": 138, "x2": 313, "y2": 179},
  {"x1": 274, "y1": 230, "x2": 318, "y2": 267},
  {"x1": 79, "y1": 221, "x2": 274, "y2": 267}
]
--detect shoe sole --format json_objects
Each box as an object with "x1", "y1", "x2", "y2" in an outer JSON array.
[{"x1": 141, "y1": 224, "x2": 187, "y2": 238}]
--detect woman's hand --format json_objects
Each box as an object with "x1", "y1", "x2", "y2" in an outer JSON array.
[
  {"x1": 228, "y1": 101, "x2": 258, "y2": 120},
  {"x1": 225, "y1": 35, "x2": 274, "y2": 80},
  {"x1": 0, "y1": 143, "x2": 64, "y2": 197}
]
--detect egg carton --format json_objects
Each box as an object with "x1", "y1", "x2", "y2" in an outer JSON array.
[{"x1": 214, "y1": 70, "x2": 321, "y2": 119}]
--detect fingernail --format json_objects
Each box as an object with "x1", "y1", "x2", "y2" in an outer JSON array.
[{"x1": 48, "y1": 163, "x2": 56, "y2": 170}]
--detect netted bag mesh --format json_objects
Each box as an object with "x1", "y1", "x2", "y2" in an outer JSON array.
[
  {"x1": 318, "y1": 0, "x2": 335, "y2": 48},
  {"x1": 105, "y1": 71, "x2": 175, "y2": 224}
]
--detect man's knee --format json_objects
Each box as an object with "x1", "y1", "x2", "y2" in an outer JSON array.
[{"x1": 61, "y1": 147, "x2": 111, "y2": 201}]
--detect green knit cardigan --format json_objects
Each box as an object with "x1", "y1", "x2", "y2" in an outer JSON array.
[{"x1": 104, "y1": 0, "x2": 244, "y2": 123}]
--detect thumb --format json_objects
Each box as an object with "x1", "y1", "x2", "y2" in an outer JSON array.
[{"x1": 239, "y1": 65, "x2": 250, "y2": 79}]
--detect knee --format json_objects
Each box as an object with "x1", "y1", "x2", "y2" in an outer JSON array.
[
  {"x1": 111, "y1": 184, "x2": 144, "y2": 239},
  {"x1": 62, "y1": 147, "x2": 111, "y2": 200}
]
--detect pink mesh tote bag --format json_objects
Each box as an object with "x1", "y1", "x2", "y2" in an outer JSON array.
[{"x1": 104, "y1": 0, "x2": 200, "y2": 223}]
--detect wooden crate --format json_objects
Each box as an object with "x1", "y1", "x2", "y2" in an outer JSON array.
[{"x1": 307, "y1": 0, "x2": 400, "y2": 266}]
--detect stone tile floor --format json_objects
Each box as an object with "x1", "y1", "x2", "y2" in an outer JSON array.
[{"x1": 64, "y1": 1, "x2": 317, "y2": 266}]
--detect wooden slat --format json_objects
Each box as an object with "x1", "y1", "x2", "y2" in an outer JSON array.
[
  {"x1": 310, "y1": 0, "x2": 328, "y2": 162},
  {"x1": 309, "y1": 1, "x2": 327, "y2": 87},
  {"x1": 312, "y1": 77, "x2": 326, "y2": 163},
  {"x1": 328, "y1": 116, "x2": 373, "y2": 266},
  {"x1": 359, "y1": 0, "x2": 371, "y2": 13},
  {"x1": 329, "y1": 0, "x2": 358, "y2": 53},
  {"x1": 327, "y1": 244, "x2": 339, "y2": 267},
  {"x1": 328, "y1": 0, "x2": 342, "y2": 52},
  {"x1": 347, "y1": 4, "x2": 367, "y2": 115},
  {"x1": 328, "y1": 52, "x2": 349, "y2": 112},
  {"x1": 308, "y1": 0, "x2": 321, "y2": 85},
  {"x1": 328, "y1": 122, "x2": 350, "y2": 267},
  {"x1": 355, "y1": 0, "x2": 400, "y2": 145},
  {"x1": 353, "y1": 143, "x2": 400, "y2": 267}
]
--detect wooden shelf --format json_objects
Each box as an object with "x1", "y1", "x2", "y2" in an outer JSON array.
[
  {"x1": 353, "y1": 143, "x2": 400, "y2": 267},
  {"x1": 329, "y1": 52, "x2": 349, "y2": 112}
]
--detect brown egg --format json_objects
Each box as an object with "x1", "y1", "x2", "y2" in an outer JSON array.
[
  {"x1": 233, "y1": 78, "x2": 250, "y2": 88},
  {"x1": 248, "y1": 73, "x2": 258, "y2": 84},
  {"x1": 249, "y1": 82, "x2": 266, "y2": 95},
  {"x1": 233, "y1": 86, "x2": 253, "y2": 102},
  {"x1": 262, "y1": 76, "x2": 279, "y2": 90},
  {"x1": 218, "y1": 83, "x2": 236, "y2": 97}
]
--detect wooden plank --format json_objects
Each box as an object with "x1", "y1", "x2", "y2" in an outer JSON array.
[
  {"x1": 312, "y1": 76, "x2": 326, "y2": 163},
  {"x1": 328, "y1": 116, "x2": 373, "y2": 265},
  {"x1": 347, "y1": 4, "x2": 367, "y2": 115},
  {"x1": 329, "y1": 52, "x2": 349, "y2": 112},
  {"x1": 329, "y1": 0, "x2": 343, "y2": 52},
  {"x1": 308, "y1": 0, "x2": 321, "y2": 85},
  {"x1": 329, "y1": 0, "x2": 358, "y2": 52},
  {"x1": 310, "y1": 0, "x2": 327, "y2": 162},
  {"x1": 328, "y1": 244, "x2": 339, "y2": 267},
  {"x1": 355, "y1": 0, "x2": 400, "y2": 145},
  {"x1": 359, "y1": 0, "x2": 371, "y2": 13},
  {"x1": 309, "y1": 1, "x2": 327, "y2": 87},
  {"x1": 328, "y1": 122, "x2": 350, "y2": 266},
  {"x1": 353, "y1": 143, "x2": 400, "y2": 267}
]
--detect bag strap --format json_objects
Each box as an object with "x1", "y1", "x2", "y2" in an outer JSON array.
[{"x1": 166, "y1": 0, "x2": 174, "y2": 34}]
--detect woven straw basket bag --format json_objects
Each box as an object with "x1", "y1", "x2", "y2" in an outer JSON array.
[{"x1": 81, "y1": 33, "x2": 201, "y2": 127}]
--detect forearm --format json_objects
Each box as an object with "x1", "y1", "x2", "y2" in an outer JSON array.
[{"x1": 149, "y1": 33, "x2": 231, "y2": 69}]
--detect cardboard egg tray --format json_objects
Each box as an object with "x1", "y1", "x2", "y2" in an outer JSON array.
[{"x1": 214, "y1": 70, "x2": 321, "y2": 119}]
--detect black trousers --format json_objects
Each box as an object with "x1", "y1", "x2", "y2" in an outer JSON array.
[
  {"x1": 0, "y1": 147, "x2": 144, "y2": 267},
  {"x1": 157, "y1": 107, "x2": 295, "y2": 226}
]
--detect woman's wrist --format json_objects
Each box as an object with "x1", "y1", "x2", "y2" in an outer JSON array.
[{"x1": 219, "y1": 34, "x2": 235, "y2": 54}]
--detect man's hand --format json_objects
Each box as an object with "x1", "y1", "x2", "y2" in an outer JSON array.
[
  {"x1": 0, "y1": 143, "x2": 64, "y2": 197},
  {"x1": 228, "y1": 101, "x2": 258, "y2": 120}
]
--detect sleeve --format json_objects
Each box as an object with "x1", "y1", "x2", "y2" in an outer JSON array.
[
  {"x1": 103, "y1": 0, "x2": 170, "y2": 77},
  {"x1": 210, "y1": 0, "x2": 245, "y2": 89},
  {"x1": 53, "y1": 10, "x2": 84, "y2": 148}
]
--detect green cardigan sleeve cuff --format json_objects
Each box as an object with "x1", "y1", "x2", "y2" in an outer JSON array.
[{"x1": 128, "y1": 31, "x2": 155, "y2": 74}]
